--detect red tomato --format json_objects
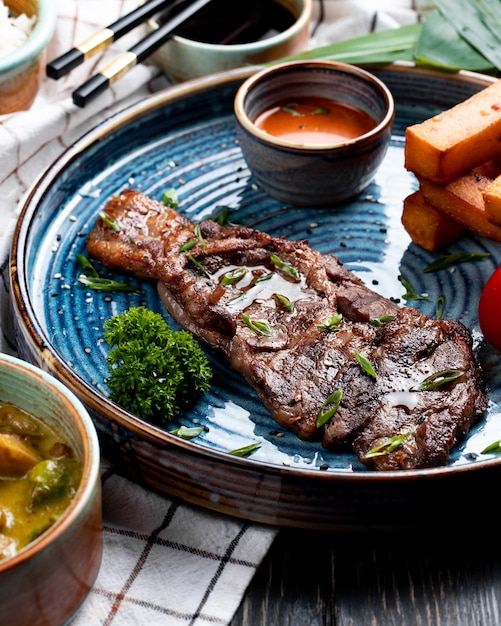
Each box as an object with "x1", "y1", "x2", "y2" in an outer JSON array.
[{"x1": 478, "y1": 266, "x2": 501, "y2": 350}]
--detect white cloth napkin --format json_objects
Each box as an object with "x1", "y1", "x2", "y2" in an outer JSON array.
[{"x1": 0, "y1": 1, "x2": 418, "y2": 624}]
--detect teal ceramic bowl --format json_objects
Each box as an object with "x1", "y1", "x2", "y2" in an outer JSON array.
[
  {"x1": 234, "y1": 60, "x2": 395, "y2": 206},
  {"x1": 0, "y1": 0, "x2": 56, "y2": 114},
  {"x1": 0, "y1": 354, "x2": 102, "y2": 626},
  {"x1": 148, "y1": 0, "x2": 312, "y2": 82}
]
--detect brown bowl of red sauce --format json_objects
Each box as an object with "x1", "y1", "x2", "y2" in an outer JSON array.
[{"x1": 234, "y1": 60, "x2": 395, "y2": 206}]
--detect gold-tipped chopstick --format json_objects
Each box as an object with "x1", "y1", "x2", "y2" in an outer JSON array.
[
  {"x1": 46, "y1": 0, "x2": 177, "y2": 79},
  {"x1": 71, "y1": 0, "x2": 214, "y2": 107}
]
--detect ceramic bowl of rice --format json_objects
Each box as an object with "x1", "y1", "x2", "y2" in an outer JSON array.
[{"x1": 0, "y1": 0, "x2": 56, "y2": 115}]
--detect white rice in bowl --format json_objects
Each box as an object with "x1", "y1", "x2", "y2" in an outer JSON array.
[{"x1": 0, "y1": 0, "x2": 36, "y2": 58}]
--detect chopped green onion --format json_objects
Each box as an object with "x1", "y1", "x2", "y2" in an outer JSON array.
[
  {"x1": 423, "y1": 252, "x2": 490, "y2": 273},
  {"x1": 194, "y1": 223, "x2": 207, "y2": 247},
  {"x1": 253, "y1": 273, "x2": 273, "y2": 285},
  {"x1": 270, "y1": 252, "x2": 300, "y2": 281},
  {"x1": 365, "y1": 433, "x2": 413, "y2": 459},
  {"x1": 162, "y1": 188, "x2": 179, "y2": 208},
  {"x1": 316, "y1": 389, "x2": 343, "y2": 428},
  {"x1": 75, "y1": 253, "x2": 100, "y2": 278},
  {"x1": 435, "y1": 293, "x2": 446, "y2": 319},
  {"x1": 226, "y1": 293, "x2": 247, "y2": 306},
  {"x1": 273, "y1": 293, "x2": 294, "y2": 312},
  {"x1": 211, "y1": 206, "x2": 233, "y2": 225},
  {"x1": 481, "y1": 440, "x2": 501, "y2": 454},
  {"x1": 281, "y1": 103, "x2": 330, "y2": 117},
  {"x1": 75, "y1": 253, "x2": 142, "y2": 293},
  {"x1": 99, "y1": 211, "x2": 120, "y2": 232},
  {"x1": 187, "y1": 254, "x2": 209, "y2": 277},
  {"x1": 221, "y1": 266, "x2": 247, "y2": 286},
  {"x1": 399, "y1": 275, "x2": 430, "y2": 301},
  {"x1": 78, "y1": 274, "x2": 143, "y2": 293},
  {"x1": 355, "y1": 351, "x2": 377, "y2": 380},
  {"x1": 179, "y1": 239, "x2": 197, "y2": 252},
  {"x1": 242, "y1": 314, "x2": 272, "y2": 336},
  {"x1": 413, "y1": 369, "x2": 464, "y2": 391},
  {"x1": 370, "y1": 315, "x2": 394, "y2": 327},
  {"x1": 170, "y1": 425, "x2": 205, "y2": 439},
  {"x1": 317, "y1": 314, "x2": 343, "y2": 331},
  {"x1": 229, "y1": 442, "x2": 261, "y2": 457}
]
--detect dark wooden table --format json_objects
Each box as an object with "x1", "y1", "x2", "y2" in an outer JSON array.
[{"x1": 231, "y1": 520, "x2": 500, "y2": 625}]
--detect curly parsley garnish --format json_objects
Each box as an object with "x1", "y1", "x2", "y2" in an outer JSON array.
[{"x1": 103, "y1": 307, "x2": 212, "y2": 423}]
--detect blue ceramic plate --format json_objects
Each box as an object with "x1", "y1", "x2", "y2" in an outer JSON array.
[{"x1": 10, "y1": 63, "x2": 501, "y2": 530}]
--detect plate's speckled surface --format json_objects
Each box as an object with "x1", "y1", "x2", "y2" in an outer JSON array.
[{"x1": 10, "y1": 63, "x2": 501, "y2": 530}]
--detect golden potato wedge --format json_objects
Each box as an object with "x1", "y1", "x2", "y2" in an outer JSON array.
[
  {"x1": 404, "y1": 78, "x2": 501, "y2": 183},
  {"x1": 419, "y1": 170, "x2": 501, "y2": 243},
  {"x1": 402, "y1": 190, "x2": 466, "y2": 251}
]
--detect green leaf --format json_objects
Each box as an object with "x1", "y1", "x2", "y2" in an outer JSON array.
[
  {"x1": 416, "y1": 9, "x2": 495, "y2": 71},
  {"x1": 275, "y1": 23, "x2": 421, "y2": 66},
  {"x1": 435, "y1": 0, "x2": 501, "y2": 71}
]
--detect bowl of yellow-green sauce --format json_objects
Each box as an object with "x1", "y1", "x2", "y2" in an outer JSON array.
[{"x1": 0, "y1": 353, "x2": 102, "y2": 626}]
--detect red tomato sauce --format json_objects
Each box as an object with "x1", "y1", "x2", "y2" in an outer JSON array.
[{"x1": 253, "y1": 96, "x2": 377, "y2": 145}]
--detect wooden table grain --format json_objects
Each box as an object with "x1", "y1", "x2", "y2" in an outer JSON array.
[{"x1": 231, "y1": 520, "x2": 501, "y2": 625}]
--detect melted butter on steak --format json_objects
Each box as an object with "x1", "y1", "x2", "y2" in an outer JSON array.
[{"x1": 86, "y1": 189, "x2": 488, "y2": 470}]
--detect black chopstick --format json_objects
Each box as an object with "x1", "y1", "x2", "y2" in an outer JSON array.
[
  {"x1": 46, "y1": 0, "x2": 177, "y2": 79},
  {"x1": 72, "y1": 0, "x2": 213, "y2": 108}
]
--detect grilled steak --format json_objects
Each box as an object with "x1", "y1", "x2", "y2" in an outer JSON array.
[{"x1": 86, "y1": 189, "x2": 487, "y2": 470}]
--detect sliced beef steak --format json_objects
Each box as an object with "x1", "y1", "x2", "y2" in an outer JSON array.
[{"x1": 86, "y1": 189, "x2": 488, "y2": 470}]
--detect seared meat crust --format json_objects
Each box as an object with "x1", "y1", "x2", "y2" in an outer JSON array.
[{"x1": 87, "y1": 189, "x2": 488, "y2": 470}]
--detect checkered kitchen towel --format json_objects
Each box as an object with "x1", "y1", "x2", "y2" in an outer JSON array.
[{"x1": 0, "y1": 1, "x2": 418, "y2": 624}]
